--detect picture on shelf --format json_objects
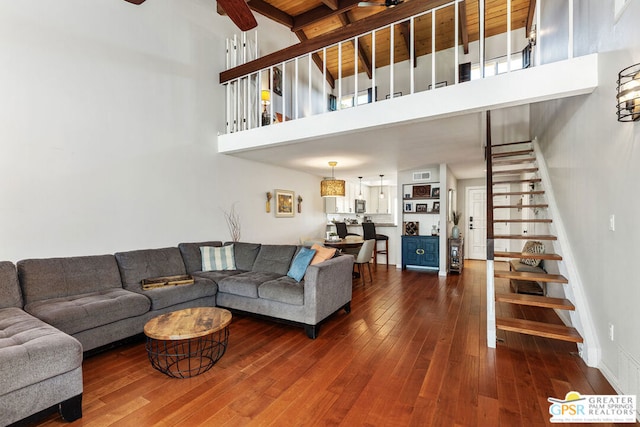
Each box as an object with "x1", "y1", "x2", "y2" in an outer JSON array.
[
  {"x1": 404, "y1": 203, "x2": 413, "y2": 212},
  {"x1": 431, "y1": 201, "x2": 440, "y2": 213},
  {"x1": 412, "y1": 185, "x2": 431, "y2": 198},
  {"x1": 416, "y1": 203, "x2": 428, "y2": 213},
  {"x1": 431, "y1": 187, "x2": 440, "y2": 198}
]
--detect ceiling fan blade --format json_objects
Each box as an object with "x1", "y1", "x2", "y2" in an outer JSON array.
[
  {"x1": 218, "y1": 0, "x2": 258, "y2": 31},
  {"x1": 124, "y1": 0, "x2": 146, "y2": 4}
]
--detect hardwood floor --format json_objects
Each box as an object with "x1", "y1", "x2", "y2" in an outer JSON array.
[{"x1": 33, "y1": 260, "x2": 632, "y2": 427}]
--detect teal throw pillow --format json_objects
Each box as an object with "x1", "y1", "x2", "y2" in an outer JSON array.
[
  {"x1": 287, "y1": 247, "x2": 317, "y2": 282},
  {"x1": 201, "y1": 244, "x2": 236, "y2": 271}
]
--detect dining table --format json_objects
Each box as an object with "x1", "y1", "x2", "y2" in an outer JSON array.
[
  {"x1": 323, "y1": 238, "x2": 364, "y2": 250},
  {"x1": 323, "y1": 239, "x2": 364, "y2": 279}
]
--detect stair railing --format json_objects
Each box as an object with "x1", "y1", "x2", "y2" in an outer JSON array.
[{"x1": 485, "y1": 110, "x2": 497, "y2": 347}]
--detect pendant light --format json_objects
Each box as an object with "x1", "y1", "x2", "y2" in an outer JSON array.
[
  {"x1": 379, "y1": 174, "x2": 385, "y2": 199},
  {"x1": 357, "y1": 176, "x2": 363, "y2": 200},
  {"x1": 320, "y1": 161, "x2": 346, "y2": 197}
]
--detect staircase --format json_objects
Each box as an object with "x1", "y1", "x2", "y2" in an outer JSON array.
[{"x1": 485, "y1": 119, "x2": 583, "y2": 346}]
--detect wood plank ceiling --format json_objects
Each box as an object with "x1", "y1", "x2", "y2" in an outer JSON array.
[{"x1": 238, "y1": 0, "x2": 535, "y2": 86}]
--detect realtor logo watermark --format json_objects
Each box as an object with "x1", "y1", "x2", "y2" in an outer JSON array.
[{"x1": 548, "y1": 391, "x2": 637, "y2": 423}]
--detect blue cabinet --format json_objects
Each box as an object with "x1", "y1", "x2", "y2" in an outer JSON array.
[{"x1": 402, "y1": 235, "x2": 439, "y2": 269}]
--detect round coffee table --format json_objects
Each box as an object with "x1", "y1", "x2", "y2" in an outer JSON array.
[{"x1": 144, "y1": 307, "x2": 232, "y2": 378}]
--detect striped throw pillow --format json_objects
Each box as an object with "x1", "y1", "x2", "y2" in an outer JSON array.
[{"x1": 201, "y1": 245, "x2": 236, "y2": 271}]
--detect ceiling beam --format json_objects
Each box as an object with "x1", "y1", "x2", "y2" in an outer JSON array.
[
  {"x1": 296, "y1": 30, "x2": 336, "y2": 89},
  {"x1": 459, "y1": 0, "x2": 469, "y2": 54},
  {"x1": 339, "y1": 13, "x2": 373, "y2": 79},
  {"x1": 247, "y1": 0, "x2": 294, "y2": 28},
  {"x1": 321, "y1": 0, "x2": 340, "y2": 11},
  {"x1": 291, "y1": 0, "x2": 362, "y2": 33},
  {"x1": 221, "y1": 0, "x2": 453, "y2": 83}
]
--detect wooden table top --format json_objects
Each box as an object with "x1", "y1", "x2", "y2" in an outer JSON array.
[
  {"x1": 323, "y1": 239, "x2": 364, "y2": 249},
  {"x1": 144, "y1": 307, "x2": 232, "y2": 340}
]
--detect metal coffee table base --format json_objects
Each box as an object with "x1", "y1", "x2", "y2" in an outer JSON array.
[{"x1": 145, "y1": 327, "x2": 229, "y2": 378}]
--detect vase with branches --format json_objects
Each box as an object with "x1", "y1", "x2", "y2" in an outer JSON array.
[
  {"x1": 451, "y1": 211, "x2": 461, "y2": 239},
  {"x1": 222, "y1": 203, "x2": 241, "y2": 242}
]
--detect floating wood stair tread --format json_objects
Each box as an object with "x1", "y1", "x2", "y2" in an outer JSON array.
[
  {"x1": 493, "y1": 178, "x2": 542, "y2": 185},
  {"x1": 491, "y1": 148, "x2": 533, "y2": 158},
  {"x1": 492, "y1": 140, "x2": 533, "y2": 148},
  {"x1": 493, "y1": 191, "x2": 545, "y2": 196},
  {"x1": 494, "y1": 251, "x2": 563, "y2": 261},
  {"x1": 492, "y1": 158, "x2": 536, "y2": 166},
  {"x1": 496, "y1": 293, "x2": 575, "y2": 310},
  {"x1": 495, "y1": 270, "x2": 568, "y2": 283},
  {"x1": 494, "y1": 204, "x2": 548, "y2": 209},
  {"x1": 493, "y1": 219, "x2": 552, "y2": 224},
  {"x1": 492, "y1": 168, "x2": 539, "y2": 175},
  {"x1": 496, "y1": 317, "x2": 583, "y2": 343},
  {"x1": 494, "y1": 234, "x2": 557, "y2": 240}
]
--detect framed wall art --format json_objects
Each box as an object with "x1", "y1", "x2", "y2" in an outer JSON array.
[
  {"x1": 275, "y1": 189, "x2": 294, "y2": 217},
  {"x1": 431, "y1": 202, "x2": 441, "y2": 213},
  {"x1": 412, "y1": 185, "x2": 431, "y2": 198}
]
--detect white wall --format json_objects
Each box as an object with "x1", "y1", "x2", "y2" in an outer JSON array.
[
  {"x1": 0, "y1": 0, "x2": 326, "y2": 261},
  {"x1": 531, "y1": 0, "x2": 640, "y2": 395}
]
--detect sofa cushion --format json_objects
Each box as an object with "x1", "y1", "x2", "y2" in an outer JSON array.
[
  {"x1": 24, "y1": 288, "x2": 150, "y2": 335},
  {"x1": 115, "y1": 247, "x2": 187, "y2": 291},
  {"x1": 0, "y1": 307, "x2": 83, "y2": 395},
  {"x1": 310, "y1": 244, "x2": 337, "y2": 265},
  {"x1": 520, "y1": 240, "x2": 545, "y2": 267},
  {"x1": 18, "y1": 255, "x2": 123, "y2": 305},
  {"x1": 287, "y1": 247, "x2": 316, "y2": 282},
  {"x1": 218, "y1": 271, "x2": 284, "y2": 298},
  {"x1": 510, "y1": 259, "x2": 545, "y2": 274},
  {"x1": 252, "y1": 245, "x2": 297, "y2": 275},
  {"x1": 231, "y1": 242, "x2": 261, "y2": 271},
  {"x1": 192, "y1": 270, "x2": 244, "y2": 283},
  {"x1": 0, "y1": 262, "x2": 22, "y2": 309},
  {"x1": 178, "y1": 241, "x2": 223, "y2": 274},
  {"x1": 201, "y1": 245, "x2": 236, "y2": 271},
  {"x1": 258, "y1": 277, "x2": 304, "y2": 305}
]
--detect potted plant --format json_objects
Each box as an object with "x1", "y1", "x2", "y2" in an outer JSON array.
[{"x1": 451, "y1": 211, "x2": 461, "y2": 239}]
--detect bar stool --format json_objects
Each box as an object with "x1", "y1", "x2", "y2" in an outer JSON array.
[{"x1": 361, "y1": 222, "x2": 389, "y2": 266}]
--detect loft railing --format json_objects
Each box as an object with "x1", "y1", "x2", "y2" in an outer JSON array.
[{"x1": 220, "y1": 0, "x2": 577, "y2": 135}]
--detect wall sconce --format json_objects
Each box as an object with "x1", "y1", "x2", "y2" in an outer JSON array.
[
  {"x1": 528, "y1": 24, "x2": 537, "y2": 46},
  {"x1": 320, "y1": 161, "x2": 346, "y2": 197},
  {"x1": 261, "y1": 90, "x2": 271, "y2": 126},
  {"x1": 617, "y1": 63, "x2": 640, "y2": 122}
]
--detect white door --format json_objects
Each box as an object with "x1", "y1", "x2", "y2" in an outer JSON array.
[{"x1": 466, "y1": 187, "x2": 487, "y2": 260}]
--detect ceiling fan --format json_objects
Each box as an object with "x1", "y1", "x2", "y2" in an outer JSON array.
[
  {"x1": 122, "y1": 0, "x2": 257, "y2": 31},
  {"x1": 358, "y1": 0, "x2": 404, "y2": 7}
]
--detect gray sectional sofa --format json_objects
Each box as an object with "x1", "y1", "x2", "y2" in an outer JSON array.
[{"x1": 0, "y1": 240, "x2": 354, "y2": 426}]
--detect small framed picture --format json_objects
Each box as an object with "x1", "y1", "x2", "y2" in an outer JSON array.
[
  {"x1": 416, "y1": 203, "x2": 428, "y2": 213},
  {"x1": 431, "y1": 202, "x2": 441, "y2": 213},
  {"x1": 275, "y1": 189, "x2": 294, "y2": 217},
  {"x1": 404, "y1": 203, "x2": 413, "y2": 212},
  {"x1": 431, "y1": 187, "x2": 440, "y2": 198}
]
